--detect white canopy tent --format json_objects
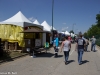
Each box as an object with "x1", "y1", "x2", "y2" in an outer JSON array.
[
  {"x1": 41, "y1": 21, "x2": 51, "y2": 32},
  {"x1": 41, "y1": 21, "x2": 52, "y2": 45},
  {"x1": 70, "y1": 33, "x2": 75, "y2": 37},
  {"x1": 50, "y1": 26, "x2": 56, "y2": 30},
  {"x1": 61, "y1": 31, "x2": 70, "y2": 35},
  {"x1": 0, "y1": 11, "x2": 33, "y2": 27},
  {"x1": 58, "y1": 31, "x2": 61, "y2": 33},
  {"x1": 33, "y1": 19, "x2": 40, "y2": 25},
  {"x1": 0, "y1": 11, "x2": 45, "y2": 47}
]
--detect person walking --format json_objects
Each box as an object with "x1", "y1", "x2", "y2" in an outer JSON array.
[
  {"x1": 91, "y1": 36, "x2": 96, "y2": 52},
  {"x1": 68, "y1": 35, "x2": 72, "y2": 42},
  {"x1": 53, "y1": 34, "x2": 59, "y2": 57},
  {"x1": 85, "y1": 38, "x2": 89, "y2": 52},
  {"x1": 60, "y1": 36, "x2": 71, "y2": 65},
  {"x1": 75, "y1": 35, "x2": 85, "y2": 65},
  {"x1": 68, "y1": 35, "x2": 72, "y2": 52}
]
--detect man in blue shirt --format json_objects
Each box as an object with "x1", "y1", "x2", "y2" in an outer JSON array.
[{"x1": 53, "y1": 34, "x2": 59, "y2": 57}]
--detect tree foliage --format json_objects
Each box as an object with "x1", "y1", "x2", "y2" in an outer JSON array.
[
  {"x1": 96, "y1": 14, "x2": 100, "y2": 27},
  {"x1": 83, "y1": 13, "x2": 100, "y2": 39},
  {"x1": 84, "y1": 32, "x2": 88, "y2": 38}
]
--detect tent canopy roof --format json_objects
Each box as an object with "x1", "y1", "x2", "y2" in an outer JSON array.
[
  {"x1": 50, "y1": 26, "x2": 56, "y2": 30},
  {"x1": 0, "y1": 11, "x2": 32, "y2": 27},
  {"x1": 41, "y1": 21, "x2": 51, "y2": 32},
  {"x1": 33, "y1": 19, "x2": 40, "y2": 25},
  {"x1": 61, "y1": 31, "x2": 70, "y2": 35},
  {"x1": 2, "y1": 11, "x2": 32, "y2": 23}
]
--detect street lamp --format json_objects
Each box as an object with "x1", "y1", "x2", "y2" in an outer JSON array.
[{"x1": 52, "y1": 0, "x2": 54, "y2": 40}]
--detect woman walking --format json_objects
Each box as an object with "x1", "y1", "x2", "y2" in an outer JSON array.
[
  {"x1": 85, "y1": 38, "x2": 89, "y2": 51},
  {"x1": 60, "y1": 36, "x2": 71, "y2": 65}
]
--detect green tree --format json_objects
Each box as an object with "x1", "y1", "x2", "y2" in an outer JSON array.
[
  {"x1": 86, "y1": 24, "x2": 100, "y2": 38},
  {"x1": 83, "y1": 32, "x2": 88, "y2": 38},
  {"x1": 96, "y1": 13, "x2": 100, "y2": 27},
  {"x1": 86, "y1": 12, "x2": 100, "y2": 46},
  {"x1": 83, "y1": 12, "x2": 100, "y2": 39}
]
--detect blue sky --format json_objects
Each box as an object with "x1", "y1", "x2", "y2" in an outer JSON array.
[{"x1": 0, "y1": 0, "x2": 100, "y2": 34}]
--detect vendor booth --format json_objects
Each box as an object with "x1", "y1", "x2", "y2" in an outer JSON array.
[
  {"x1": 21, "y1": 27, "x2": 49, "y2": 52},
  {"x1": 0, "y1": 11, "x2": 44, "y2": 51},
  {"x1": 41, "y1": 21, "x2": 52, "y2": 45}
]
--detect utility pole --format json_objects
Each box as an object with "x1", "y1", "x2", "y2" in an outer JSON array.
[{"x1": 52, "y1": 0, "x2": 54, "y2": 40}]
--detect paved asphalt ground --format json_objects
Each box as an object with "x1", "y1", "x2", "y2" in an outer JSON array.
[{"x1": 0, "y1": 43, "x2": 100, "y2": 75}]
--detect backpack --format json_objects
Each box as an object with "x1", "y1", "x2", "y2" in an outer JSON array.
[{"x1": 77, "y1": 38, "x2": 85, "y2": 45}]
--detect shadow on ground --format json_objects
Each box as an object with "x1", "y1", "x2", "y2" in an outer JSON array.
[
  {"x1": 85, "y1": 49, "x2": 98, "y2": 52},
  {"x1": 67, "y1": 60, "x2": 75, "y2": 64},
  {"x1": 0, "y1": 52, "x2": 14, "y2": 64},
  {"x1": 90, "y1": 50, "x2": 98, "y2": 52},
  {"x1": 35, "y1": 52, "x2": 54, "y2": 58},
  {"x1": 82, "y1": 60, "x2": 89, "y2": 64},
  {"x1": 35, "y1": 52, "x2": 63, "y2": 58}
]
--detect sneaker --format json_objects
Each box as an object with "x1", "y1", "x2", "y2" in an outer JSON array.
[
  {"x1": 65, "y1": 62, "x2": 67, "y2": 65},
  {"x1": 79, "y1": 62, "x2": 82, "y2": 65},
  {"x1": 65, "y1": 61, "x2": 68, "y2": 65}
]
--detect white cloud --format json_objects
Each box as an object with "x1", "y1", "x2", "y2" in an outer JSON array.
[
  {"x1": 62, "y1": 27, "x2": 68, "y2": 31},
  {"x1": 28, "y1": 17, "x2": 36, "y2": 22}
]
